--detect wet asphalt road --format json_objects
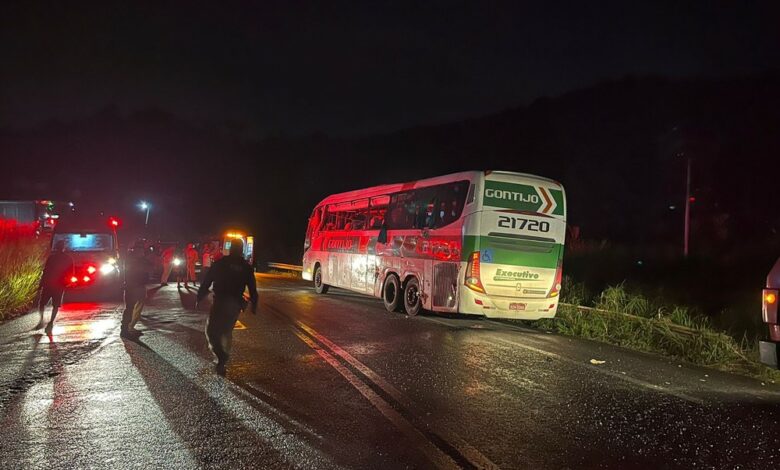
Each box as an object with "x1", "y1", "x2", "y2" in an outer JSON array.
[{"x1": 1, "y1": 275, "x2": 779, "y2": 469}]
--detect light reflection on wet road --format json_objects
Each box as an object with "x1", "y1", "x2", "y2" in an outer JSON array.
[{"x1": 0, "y1": 276, "x2": 778, "y2": 469}]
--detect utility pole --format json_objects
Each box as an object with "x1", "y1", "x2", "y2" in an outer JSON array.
[{"x1": 683, "y1": 155, "x2": 691, "y2": 258}]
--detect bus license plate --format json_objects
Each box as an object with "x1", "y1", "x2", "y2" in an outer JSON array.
[{"x1": 509, "y1": 303, "x2": 526, "y2": 311}]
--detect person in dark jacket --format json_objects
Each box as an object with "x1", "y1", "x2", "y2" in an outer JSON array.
[
  {"x1": 122, "y1": 240, "x2": 152, "y2": 338},
  {"x1": 196, "y1": 238, "x2": 257, "y2": 375},
  {"x1": 37, "y1": 240, "x2": 74, "y2": 333}
]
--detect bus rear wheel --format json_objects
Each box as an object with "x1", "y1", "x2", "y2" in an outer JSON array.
[
  {"x1": 403, "y1": 277, "x2": 422, "y2": 316},
  {"x1": 314, "y1": 265, "x2": 329, "y2": 294},
  {"x1": 383, "y1": 274, "x2": 402, "y2": 312}
]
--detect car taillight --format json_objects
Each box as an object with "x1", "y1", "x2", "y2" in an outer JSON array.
[
  {"x1": 83, "y1": 275, "x2": 92, "y2": 283},
  {"x1": 69, "y1": 275, "x2": 78, "y2": 284},
  {"x1": 86, "y1": 265, "x2": 97, "y2": 275},
  {"x1": 548, "y1": 260, "x2": 563, "y2": 298},
  {"x1": 464, "y1": 251, "x2": 485, "y2": 293}
]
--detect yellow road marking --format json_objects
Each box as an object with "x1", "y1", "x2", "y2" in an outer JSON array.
[
  {"x1": 292, "y1": 330, "x2": 459, "y2": 470},
  {"x1": 287, "y1": 315, "x2": 501, "y2": 469},
  {"x1": 234, "y1": 321, "x2": 247, "y2": 330}
]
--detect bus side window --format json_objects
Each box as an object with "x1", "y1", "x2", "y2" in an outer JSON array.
[
  {"x1": 466, "y1": 183, "x2": 476, "y2": 204},
  {"x1": 324, "y1": 205, "x2": 337, "y2": 231},
  {"x1": 370, "y1": 195, "x2": 389, "y2": 230}
]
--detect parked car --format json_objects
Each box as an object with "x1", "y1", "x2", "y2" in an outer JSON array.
[{"x1": 51, "y1": 222, "x2": 122, "y2": 300}]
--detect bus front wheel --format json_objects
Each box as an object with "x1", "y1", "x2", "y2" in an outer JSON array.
[
  {"x1": 383, "y1": 274, "x2": 402, "y2": 312},
  {"x1": 403, "y1": 277, "x2": 422, "y2": 316},
  {"x1": 314, "y1": 265, "x2": 329, "y2": 294}
]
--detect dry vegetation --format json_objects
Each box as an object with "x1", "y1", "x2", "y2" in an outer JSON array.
[
  {"x1": 535, "y1": 277, "x2": 780, "y2": 381},
  {"x1": 0, "y1": 221, "x2": 47, "y2": 320}
]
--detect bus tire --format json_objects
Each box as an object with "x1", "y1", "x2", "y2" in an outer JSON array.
[
  {"x1": 403, "y1": 276, "x2": 422, "y2": 316},
  {"x1": 383, "y1": 274, "x2": 402, "y2": 312},
  {"x1": 314, "y1": 265, "x2": 329, "y2": 294}
]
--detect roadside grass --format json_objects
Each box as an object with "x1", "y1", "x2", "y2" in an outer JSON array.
[
  {"x1": 0, "y1": 221, "x2": 47, "y2": 320},
  {"x1": 535, "y1": 277, "x2": 780, "y2": 382}
]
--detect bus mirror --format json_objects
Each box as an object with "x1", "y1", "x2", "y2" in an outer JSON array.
[{"x1": 378, "y1": 223, "x2": 388, "y2": 244}]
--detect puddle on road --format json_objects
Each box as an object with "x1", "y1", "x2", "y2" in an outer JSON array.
[{"x1": 38, "y1": 319, "x2": 118, "y2": 343}]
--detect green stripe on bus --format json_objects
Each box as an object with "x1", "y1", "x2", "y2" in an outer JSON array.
[
  {"x1": 462, "y1": 235, "x2": 562, "y2": 269},
  {"x1": 550, "y1": 189, "x2": 565, "y2": 216}
]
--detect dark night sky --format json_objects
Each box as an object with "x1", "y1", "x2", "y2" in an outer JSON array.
[{"x1": 1, "y1": 0, "x2": 777, "y2": 136}]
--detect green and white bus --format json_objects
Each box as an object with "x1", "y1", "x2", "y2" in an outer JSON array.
[{"x1": 302, "y1": 170, "x2": 566, "y2": 319}]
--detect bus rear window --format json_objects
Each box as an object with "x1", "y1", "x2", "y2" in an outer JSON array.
[{"x1": 53, "y1": 233, "x2": 113, "y2": 252}]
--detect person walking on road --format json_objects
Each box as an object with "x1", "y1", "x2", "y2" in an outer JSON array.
[
  {"x1": 184, "y1": 243, "x2": 199, "y2": 288},
  {"x1": 200, "y1": 243, "x2": 214, "y2": 284},
  {"x1": 160, "y1": 245, "x2": 175, "y2": 286},
  {"x1": 37, "y1": 240, "x2": 74, "y2": 334},
  {"x1": 122, "y1": 240, "x2": 152, "y2": 339},
  {"x1": 196, "y1": 238, "x2": 257, "y2": 376}
]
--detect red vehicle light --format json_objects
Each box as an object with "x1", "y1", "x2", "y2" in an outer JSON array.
[
  {"x1": 548, "y1": 259, "x2": 563, "y2": 298},
  {"x1": 464, "y1": 251, "x2": 485, "y2": 293},
  {"x1": 69, "y1": 276, "x2": 78, "y2": 283},
  {"x1": 86, "y1": 265, "x2": 97, "y2": 275},
  {"x1": 83, "y1": 275, "x2": 91, "y2": 283}
]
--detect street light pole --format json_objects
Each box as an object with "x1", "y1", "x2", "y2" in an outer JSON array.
[
  {"x1": 683, "y1": 156, "x2": 691, "y2": 258},
  {"x1": 139, "y1": 202, "x2": 151, "y2": 228}
]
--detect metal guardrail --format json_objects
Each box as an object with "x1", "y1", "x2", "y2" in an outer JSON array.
[{"x1": 267, "y1": 262, "x2": 303, "y2": 272}]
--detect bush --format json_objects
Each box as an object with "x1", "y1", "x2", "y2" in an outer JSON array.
[{"x1": 0, "y1": 220, "x2": 48, "y2": 320}]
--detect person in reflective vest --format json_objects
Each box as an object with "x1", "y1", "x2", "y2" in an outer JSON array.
[
  {"x1": 160, "y1": 246, "x2": 175, "y2": 286},
  {"x1": 184, "y1": 243, "x2": 199, "y2": 288},
  {"x1": 196, "y1": 238, "x2": 257, "y2": 375}
]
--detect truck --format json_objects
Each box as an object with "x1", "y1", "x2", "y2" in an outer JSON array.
[
  {"x1": 0, "y1": 200, "x2": 62, "y2": 232},
  {"x1": 760, "y1": 258, "x2": 780, "y2": 368}
]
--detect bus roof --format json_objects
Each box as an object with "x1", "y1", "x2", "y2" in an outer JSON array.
[{"x1": 315, "y1": 170, "x2": 562, "y2": 207}]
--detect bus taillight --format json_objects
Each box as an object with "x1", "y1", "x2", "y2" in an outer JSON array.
[
  {"x1": 548, "y1": 260, "x2": 563, "y2": 298},
  {"x1": 464, "y1": 251, "x2": 485, "y2": 293}
]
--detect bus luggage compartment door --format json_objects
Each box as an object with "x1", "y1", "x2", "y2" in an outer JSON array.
[{"x1": 432, "y1": 262, "x2": 459, "y2": 310}]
